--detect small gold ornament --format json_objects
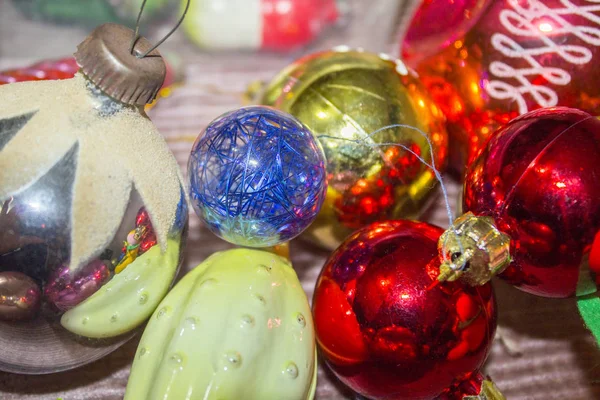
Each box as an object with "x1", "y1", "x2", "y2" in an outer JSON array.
[{"x1": 261, "y1": 48, "x2": 448, "y2": 250}]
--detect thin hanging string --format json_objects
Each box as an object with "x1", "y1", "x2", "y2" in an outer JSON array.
[
  {"x1": 317, "y1": 123, "x2": 465, "y2": 268},
  {"x1": 129, "y1": 0, "x2": 192, "y2": 58},
  {"x1": 317, "y1": 124, "x2": 454, "y2": 227}
]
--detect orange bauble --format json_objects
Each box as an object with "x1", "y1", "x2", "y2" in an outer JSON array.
[{"x1": 402, "y1": 0, "x2": 600, "y2": 171}]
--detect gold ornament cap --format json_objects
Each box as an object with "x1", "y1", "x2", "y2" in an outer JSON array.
[
  {"x1": 438, "y1": 212, "x2": 512, "y2": 286},
  {"x1": 74, "y1": 23, "x2": 166, "y2": 106}
]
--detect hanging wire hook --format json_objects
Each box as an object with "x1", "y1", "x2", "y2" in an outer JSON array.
[
  {"x1": 129, "y1": 0, "x2": 148, "y2": 55},
  {"x1": 129, "y1": 0, "x2": 192, "y2": 58}
]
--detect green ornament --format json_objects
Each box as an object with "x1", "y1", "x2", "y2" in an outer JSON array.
[
  {"x1": 61, "y1": 239, "x2": 181, "y2": 338},
  {"x1": 125, "y1": 248, "x2": 317, "y2": 400},
  {"x1": 12, "y1": 0, "x2": 171, "y2": 28}
]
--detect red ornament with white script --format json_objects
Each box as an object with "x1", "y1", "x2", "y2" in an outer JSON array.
[{"x1": 402, "y1": 0, "x2": 600, "y2": 170}]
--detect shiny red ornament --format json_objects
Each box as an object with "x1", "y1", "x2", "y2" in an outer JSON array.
[
  {"x1": 313, "y1": 220, "x2": 497, "y2": 400},
  {"x1": 139, "y1": 230, "x2": 157, "y2": 255},
  {"x1": 135, "y1": 207, "x2": 157, "y2": 255},
  {"x1": 402, "y1": 0, "x2": 600, "y2": 170},
  {"x1": 464, "y1": 107, "x2": 600, "y2": 298},
  {"x1": 0, "y1": 57, "x2": 79, "y2": 84},
  {"x1": 262, "y1": 0, "x2": 341, "y2": 51},
  {"x1": 136, "y1": 207, "x2": 151, "y2": 227}
]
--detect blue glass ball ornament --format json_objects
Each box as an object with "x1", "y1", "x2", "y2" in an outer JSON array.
[{"x1": 188, "y1": 106, "x2": 328, "y2": 247}]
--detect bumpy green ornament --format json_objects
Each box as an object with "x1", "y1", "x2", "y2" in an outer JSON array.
[
  {"x1": 61, "y1": 239, "x2": 181, "y2": 338},
  {"x1": 125, "y1": 248, "x2": 317, "y2": 400}
]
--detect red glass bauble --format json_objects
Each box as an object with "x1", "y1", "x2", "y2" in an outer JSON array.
[
  {"x1": 136, "y1": 207, "x2": 151, "y2": 227},
  {"x1": 135, "y1": 207, "x2": 157, "y2": 255},
  {"x1": 313, "y1": 220, "x2": 497, "y2": 400},
  {"x1": 402, "y1": 0, "x2": 600, "y2": 170},
  {"x1": 0, "y1": 57, "x2": 79, "y2": 84},
  {"x1": 464, "y1": 107, "x2": 600, "y2": 297},
  {"x1": 139, "y1": 231, "x2": 157, "y2": 255}
]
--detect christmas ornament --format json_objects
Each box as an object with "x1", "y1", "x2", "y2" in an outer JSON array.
[
  {"x1": 12, "y1": 0, "x2": 169, "y2": 28},
  {"x1": 261, "y1": 49, "x2": 448, "y2": 249},
  {"x1": 402, "y1": 0, "x2": 600, "y2": 170},
  {"x1": 187, "y1": 106, "x2": 327, "y2": 247},
  {"x1": 312, "y1": 219, "x2": 500, "y2": 400},
  {"x1": 0, "y1": 55, "x2": 182, "y2": 111},
  {"x1": 125, "y1": 248, "x2": 316, "y2": 400},
  {"x1": 182, "y1": 0, "x2": 344, "y2": 51},
  {"x1": 456, "y1": 107, "x2": 600, "y2": 298},
  {"x1": 0, "y1": 272, "x2": 41, "y2": 321},
  {"x1": 0, "y1": 23, "x2": 187, "y2": 373},
  {"x1": 134, "y1": 206, "x2": 158, "y2": 254}
]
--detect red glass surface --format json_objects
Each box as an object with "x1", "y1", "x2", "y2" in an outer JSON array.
[
  {"x1": 313, "y1": 220, "x2": 497, "y2": 400},
  {"x1": 261, "y1": 0, "x2": 339, "y2": 51},
  {"x1": 464, "y1": 107, "x2": 600, "y2": 297},
  {"x1": 0, "y1": 57, "x2": 79, "y2": 84},
  {"x1": 402, "y1": 0, "x2": 600, "y2": 171},
  {"x1": 334, "y1": 143, "x2": 427, "y2": 230},
  {"x1": 135, "y1": 207, "x2": 157, "y2": 254},
  {"x1": 436, "y1": 370, "x2": 488, "y2": 399}
]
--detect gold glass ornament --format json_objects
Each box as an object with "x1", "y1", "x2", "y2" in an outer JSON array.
[{"x1": 261, "y1": 49, "x2": 448, "y2": 249}]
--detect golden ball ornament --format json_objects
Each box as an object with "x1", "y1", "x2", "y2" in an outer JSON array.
[{"x1": 261, "y1": 49, "x2": 448, "y2": 249}]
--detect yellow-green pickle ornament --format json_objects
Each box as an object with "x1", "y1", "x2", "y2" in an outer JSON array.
[
  {"x1": 125, "y1": 248, "x2": 317, "y2": 400},
  {"x1": 0, "y1": 23, "x2": 187, "y2": 373},
  {"x1": 261, "y1": 48, "x2": 448, "y2": 249}
]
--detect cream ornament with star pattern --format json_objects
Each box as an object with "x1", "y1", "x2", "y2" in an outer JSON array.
[{"x1": 0, "y1": 23, "x2": 187, "y2": 374}]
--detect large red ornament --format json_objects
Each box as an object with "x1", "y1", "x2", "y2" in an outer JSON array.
[
  {"x1": 313, "y1": 220, "x2": 497, "y2": 400},
  {"x1": 463, "y1": 107, "x2": 600, "y2": 298},
  {"x1": 402, "y1": 0, "x2": 600, "y2": 170}
]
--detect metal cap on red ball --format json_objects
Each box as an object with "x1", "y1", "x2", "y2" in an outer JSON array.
[{"x1": 312, "y1": 220, "x2": 498, "y2": 400}]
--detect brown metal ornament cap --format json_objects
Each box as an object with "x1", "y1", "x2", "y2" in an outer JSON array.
[{"x1": 74, "y1": 23, "x2": 166, "y2": 106}]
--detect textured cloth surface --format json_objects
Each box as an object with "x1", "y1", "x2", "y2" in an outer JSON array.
[{"x1": 1, "y1": 1, "x2": 600, "y2": 399}]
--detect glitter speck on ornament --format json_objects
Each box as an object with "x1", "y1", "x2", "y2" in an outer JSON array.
[{"x1": 188, "y1": 106, "x2": 327, "y2": 247}]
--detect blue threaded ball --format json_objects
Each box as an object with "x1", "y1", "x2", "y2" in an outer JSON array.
[{"x1": 188, "y1": 106, "x2": 327, "y2": 247}]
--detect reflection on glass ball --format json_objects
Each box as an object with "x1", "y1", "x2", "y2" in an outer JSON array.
[
  {"x1": 261, "y1": 49, "x2": 448, "y2": 250},
  {"x1": 313, "y1": 220, "x2": 497, "y2": 399},
  {"x1": 0, "y1": 76, "x2": 188, "y2": 374},
  {"x1": 188, "y1": 106, "x2": 328, "y2": 247}
]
